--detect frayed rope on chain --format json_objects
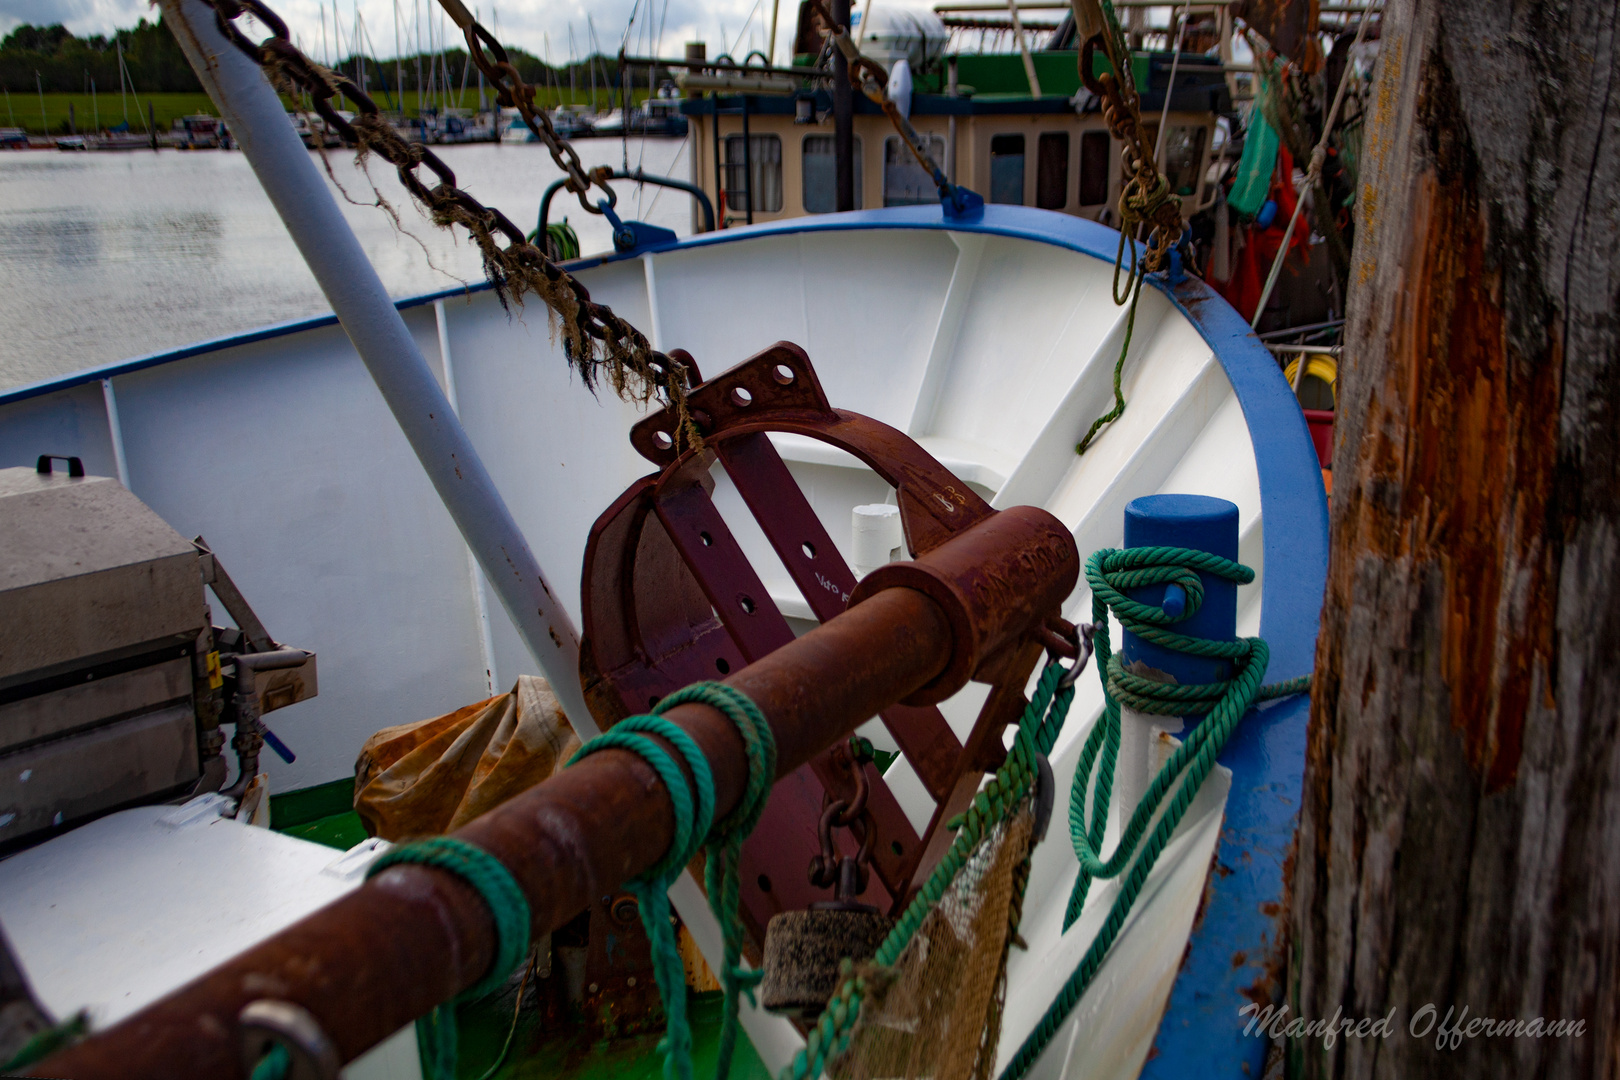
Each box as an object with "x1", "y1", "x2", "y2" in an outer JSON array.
[{"x1": 202, "y1": 0, "x2": 702, "y2": 448}]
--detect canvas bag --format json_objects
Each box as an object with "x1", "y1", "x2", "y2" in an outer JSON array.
[{"x1": 354, "y1": 675, "x2": 581, "y2": 841}]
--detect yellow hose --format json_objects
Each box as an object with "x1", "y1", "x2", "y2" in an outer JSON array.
[{"x1": 1284, "y1": 355, "x2": 1338, "y2": 404}]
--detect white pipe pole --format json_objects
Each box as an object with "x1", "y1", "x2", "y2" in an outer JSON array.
[{"x1": 161, "y1": 0, "x2": 598, "y2": 736}]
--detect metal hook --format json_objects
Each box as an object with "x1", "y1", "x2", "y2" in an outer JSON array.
[
  {"x1": 1057, "y1": 622, "x2": 1102, "y2": 690},
  {"x1": 239, "y1": 1000, "x2": 341, "y2": 1080}
]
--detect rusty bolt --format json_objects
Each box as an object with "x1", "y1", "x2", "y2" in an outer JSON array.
[{"x1": 609, "y1": 895, "x2": 640, "y2": 926}]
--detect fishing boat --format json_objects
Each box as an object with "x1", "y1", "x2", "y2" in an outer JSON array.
[{"x1": 0, "y1": 1, "x2": 1331, "y2": 1078}]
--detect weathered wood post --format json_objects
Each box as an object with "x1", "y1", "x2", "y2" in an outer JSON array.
[{"x1": 1289, "y1": 0, "x2": 1620, "y2": 1075}]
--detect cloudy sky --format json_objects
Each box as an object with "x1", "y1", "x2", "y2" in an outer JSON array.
[{"x1": 1, "y1": 0, "x2": 846, "y2": 65}]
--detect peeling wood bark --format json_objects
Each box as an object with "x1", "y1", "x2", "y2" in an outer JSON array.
[{"x1": 1288, "y1": 0, "x2": 1620, "y2": 1076}]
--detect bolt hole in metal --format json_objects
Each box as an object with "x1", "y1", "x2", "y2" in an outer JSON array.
[
  {"x1": 772, "y1": 364, "x2": 795, "y2": 385},
  {"x1": 758, "y1": 874, "x2": 773, "y2": 893},
  {"x1": 653, "y1": 430, "x2": 674, "y2": 451},
  {"x1": 716, "y1": 657, "x2": 731, "y2": 674},
  {"x1": 739, "y1": 595, "x2": 756, "y2": 614},
  {"x1": 700, "y1": 531, "x2": 714, "y2": 547},
  {"x1": 891, "y1": 840, "x2": 903, "y2": 856},
  {"x1": 801, "y1": 541, "x2": 816, "y2": 559},
  {"x1": 731, "y1": 386, "x2": 754, "y2": 407}
]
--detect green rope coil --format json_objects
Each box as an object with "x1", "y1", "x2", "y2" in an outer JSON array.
[
  {"x1": 365, "y1": 836, "x2": 532, "y2": 1080},
  {"x1": 569, "y1": 682, "x2": 777, "y2": 1080},
  {"x1": 572, "y1": 712, "x2": 714, "y2": 1080},
  {"x1": 996, "y1": 546, "x2": 1308, "y2": 1080}
]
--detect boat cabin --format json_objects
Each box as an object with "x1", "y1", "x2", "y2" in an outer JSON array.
[{"x1": 681, "y1": 38, "x2": 1230, "y2": 229}]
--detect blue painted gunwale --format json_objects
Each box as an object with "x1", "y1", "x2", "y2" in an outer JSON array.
[{"x1": 0, "y1": 204, "x2": 1326, "y2": 1078}]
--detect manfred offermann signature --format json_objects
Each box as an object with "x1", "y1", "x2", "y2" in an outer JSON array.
[{"x1": 1239, "y1": 1003, "x2": 1586, "y2": 1051}]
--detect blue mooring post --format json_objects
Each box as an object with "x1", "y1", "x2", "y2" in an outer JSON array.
[{"x1": 1121, "y1": 494, "x2": 1240, "y2": 721}]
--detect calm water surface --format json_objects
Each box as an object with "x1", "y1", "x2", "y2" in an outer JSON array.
[{"x1": 0, "y1": 138, "x2": 693, "y2": 391}]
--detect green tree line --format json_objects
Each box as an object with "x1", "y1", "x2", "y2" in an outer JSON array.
[
  {"x1": 1, "y1": 20, "x2": 200, "y2": 93},
  {"x1": 2, "y1": 20, "x2": 637, "y2": 100}
]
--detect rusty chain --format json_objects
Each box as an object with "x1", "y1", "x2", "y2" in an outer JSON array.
[
  {"x1": 202, "y1": 0, "x2": 700, "y2": 444},
  {"x1": 1079, "y1": 32, "x2": 1183, "y2": 285},
  {"x1": 430, "y1": 0, "x2": 612, "y2": 215}
]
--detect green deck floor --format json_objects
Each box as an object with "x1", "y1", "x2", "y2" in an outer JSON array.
[{"x1": 271, "y1": 780, "x2": 772, "y2": 1080}]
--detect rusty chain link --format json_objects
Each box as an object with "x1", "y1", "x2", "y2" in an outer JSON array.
[
  {"x1": 1079, "y1": 31, "x2": 1183, "y2": 285},
  {"x1": 202, "y1": 0, "x2": 700, "y2": 445},
  {"x1": 429, "y1": 0, "x2": 613, "y2": 215}
]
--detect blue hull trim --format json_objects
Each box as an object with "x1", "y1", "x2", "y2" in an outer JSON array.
[{"x1": 3, "y1": 205, "x2": 1326, "y2": 1078}]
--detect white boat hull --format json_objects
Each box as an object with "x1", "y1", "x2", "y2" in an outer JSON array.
[{"x1": 0, "y1": 206, "x2": 1326, "y2": 1080}]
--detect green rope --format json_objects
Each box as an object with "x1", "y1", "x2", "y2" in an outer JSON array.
[
  {"x1": 997, "y1": 546, "x2": 1308, "y2": 1080},
  {"x1": 1, "y1": 1012, "x2": 89, "y2": 1074},
  {"x1": 365, "y1": 836, "x2": 532, "y2": 1080},
  {"x1": 249, "y1": 1043, "x2": 291, "y2": 1080},
  {"x1": 1075, "y1": 264, "x2": 1147, "y2": 456},
  {"x1": 569, "y1": 682, "x2": 776, "y2": 1080}
]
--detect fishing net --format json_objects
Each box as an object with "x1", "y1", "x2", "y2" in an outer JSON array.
[{"x1": 829, "y1": 806, "x2": 1036, "y2": 1080}]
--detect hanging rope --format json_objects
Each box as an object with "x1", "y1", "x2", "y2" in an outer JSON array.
[
  {"x1": 1071, "y1": 0, "x2": 1187, "y2": 456},
  {"x1": 572, "y1": 713, "x2": 715, "y2": 1080},
  {"x1": 1249, "y1": 9, "x2": 1378, "y2": 329}
]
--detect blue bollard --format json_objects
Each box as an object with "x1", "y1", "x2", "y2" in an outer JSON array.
[{"x1": 1120, "y1": 494, "x2": 1240, "y2": 719}]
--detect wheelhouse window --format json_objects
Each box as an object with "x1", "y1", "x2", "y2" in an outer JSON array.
[
  {"x1": 883, "y1": 134, "x2": 947, "y2": 206},
  {"x1": 802, "y1": 134, "x2": 864, "y2": 213},
  {"x1": 989, "y1": 134, "x2": 1026, "y2": 205},
  {"x1": 1079, "y1": 130, "x2": 1111, "y2": 206},
  {"x1": 1036, "y1": 132, "x2": 1068, "y2": 210},
  {"x1": 1161, "y1": 125, "x2": 1208, "y2": 196},
  {"x1": 723, "y1": 134, "x2": 784, "y2": 214}
]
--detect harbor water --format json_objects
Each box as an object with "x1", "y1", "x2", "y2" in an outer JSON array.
[{"x1": 0, "y1": 137, "x2": 693, "y2": 392}]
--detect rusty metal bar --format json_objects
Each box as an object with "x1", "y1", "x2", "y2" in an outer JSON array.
[{"x1": 41, "y1": 506, "x2": 1076, "y2": 1079}]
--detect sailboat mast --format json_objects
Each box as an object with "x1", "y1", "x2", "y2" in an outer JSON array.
[
  {"x1": 117, "y1": 38, "x2": 128, "y2": 123},
  {"x1": 393, "y1": 0, "x2": 403, "y2": 117}
]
